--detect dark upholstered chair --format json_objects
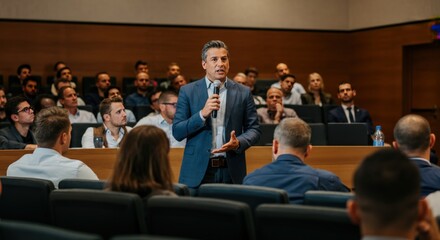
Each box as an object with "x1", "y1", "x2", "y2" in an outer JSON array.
[
  {"x1": 111, "y1": 235, "x2": 194, "y2": 240},
  {"x1": 50, "y1": 189, "x2": 147, "y2": 239},
  {"x1": 285, "y1": 104, "x2": 323, "y2": 123},
  {"x1": 304, "y1": 190, "x2": 354, "y2": 208},
  {"x1": 197, "y1": 183, "x2": 288, "y2": 214},
  {"x1": 58, "y1": 179, "x2": 107, "y2": 190},
  {"x1": 308, "y1": 123, "x2": 327, "y2": 145},
  {"x1": 327, "y1": 122, "x2": 369, "y2": 145},
  {"x1": 254, "y1": 124, "x2": 277, "y2": 146},
  {"x1": 0, "y1": 176, "x2": 55, "y2": 224},
  {"x1": 172, "y1": 183, "x2": 190, "y2": 196},
  {"x1": 70, "y1": 123, "x2": 102, "y2": 148},
  {"x1": 0, "y1": 220, "x2": 102, "y2": 240},
  {"x1": 256, "y1": 204, "x2": 361, "y2": 240},
  {"x1": 146, "y1": 196, "x2": 256, "y2": 240}
]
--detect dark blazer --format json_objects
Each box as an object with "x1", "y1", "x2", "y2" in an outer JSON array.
[
  {"x1": 327, "y1": 105, "x2": 374, "y2": 135},
  {"x1": 301, "y1": 91, "x2": 334, "y2": 105},
  {"x1": 172, "y1": 78, "x2": 261, "y2": 188},
  {"x1": 0, "y1": 125, "x2": 36, "y2": 149},
  {"x1": 411, "y1": 158, "x2": 440, "y2": 197}
]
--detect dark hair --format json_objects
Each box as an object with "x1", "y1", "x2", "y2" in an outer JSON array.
[
  {"x1": 158, "y1": 91, "x2": 178, "y2": 104},
  {"x1": 54, "y1": 77, "x2": 71, "y2": 90},
  {"x1": 149, "y1": 89, "x2": 162, "y2": 104},
  {"x1": 34, "y1": 107, "x2": 70, "y2": 148},
  {"x1": 17, "y1": 64, "x2": 31, "y2": 75},
  {"x1": 244, "y1": 67, "x2": 259, "y2": 76},
  {"x1": 104, "y1": 85, "x2": 122, "y2": 98},
  {"x1": 99, "y1": 97, "x2": 123, "y2": 120},
  {"x1": 5, "y1": 96, "x2": 29, "y2": 123},
  {"x1": 280, "y1": 74, "x2": 296, "y2": 81},
  {"x1": 53, "y1": 61, "x2": 66, "y2": 71},
  {"x1": 33, "y1": 94, "x2": 56, "y2": 114},
  {"x1": 95, "y1": 72, "x2": 109, "y2": 83},
  {"x1": 21, "y1": 76, "x2": 38, "y2": 87},
  {"x1": 354, "y1": 148, "x2": 419, "y2": 230},
  {"x1": 201, "y1": 40, "x2": 229, "y2": 61},
  {"x1": 108, "y1": 125, "x2": 173, "y2": 197},
  {"x1": 337, "y1": 81, "x2": 354, "y2": 92},
  {"x1": 134, "y1": 60, "x2": 148, "y2": 70},
  {"x1": 56, "y1": 66, "x2": 71, "y2": 79},
  {"x1": 58, "y1": 86, "x2": 74, "y2": 99}
]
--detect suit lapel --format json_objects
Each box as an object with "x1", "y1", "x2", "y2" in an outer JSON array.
[
  {"x1": 195, "y1": 79, "x2": 209, "y2": 113},
  {"x1": 337, "y1": 106, "x2": 349, "y2": 122},
  {"x1": 224, "y1": 79, "x2": 236, "y2": 129}
]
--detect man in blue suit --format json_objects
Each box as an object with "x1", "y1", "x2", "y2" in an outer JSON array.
[
  {"x1": 393, "y1": 114, "x2": 440, "y2": 197},
  {"x1": 327, "y1": 82, "x2": 374, "y2": 135},
  {"x1": 172, "y1": 40, "x2": 260, "y2": 189}
]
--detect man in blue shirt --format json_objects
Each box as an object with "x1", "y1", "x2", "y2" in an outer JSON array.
[{"x1": 243, "y1": 117, "x2": 349, "y2": 204}]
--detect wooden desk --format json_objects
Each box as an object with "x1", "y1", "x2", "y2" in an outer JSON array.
[{"x1": 0, "y1": 146, "x2": 382, "y2": 189}]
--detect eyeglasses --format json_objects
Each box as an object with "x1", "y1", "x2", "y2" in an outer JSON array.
[
  {"x1": 16, "y1": 106, "x2": 34, "y2": 114},
  {"x1": 162, "y1": 102, "x2": 177, "y2": 107}
]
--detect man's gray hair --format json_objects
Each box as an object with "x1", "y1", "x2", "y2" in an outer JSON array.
[
  {"x1": 201, "y1": 40, "x2": 229, "y2": 61},
  {"x1": 393, "y1": 114, "x2": 431, "y2": 153},
  {"x1": 274, "y1": 118, "x2": 311, "y2": 152}
]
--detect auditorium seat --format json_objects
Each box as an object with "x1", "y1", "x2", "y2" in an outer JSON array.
[
  {"x1": 82, "y1": 76, "x2": 117, "y2": 96},
  {"x1": 0, "y1": 122, "x2": 11, "y2": 129},
  {"x1": 146, "y1": 196, "x2": 256, "y2": 240},
  {"x1": 304, "y1": 190, "x2": 354, "y2": 208},
  {"x1": 255, "y1": 79, "x2": 278, "y2": 98},
  {"x1": 58, "y1": 179, "x2": 107, "y2": 190},
  {"x1": 78, "y1": 105, "x2": 94, "y2": 113},
  {"x1": 285, "y1": 104, "x2": 323, "y2": 123},
  {"x1": 327, "y1": 122, "x2": 369, "y2": 145},
  {"x1": 70, "y1": 123, "x2": 102, "y2": 148},
  {"x1": 134, "y1": 105, "x2": 154, "y2": 120},
  {"x1": 308, "y1": 123, "x2": 327, "y2": 145},
  {"x1": 0, "y1": 176, "x2": 55, "y2": 224},
  {"x1": 122, "y1": 77, "x2": 136, "y2": 96},
  {"x1": 256, "y1": 204, "x2": 360, "y2": 240},
  {"x1": 322, "y1": 104, "x2": 338, "y2": 123},
  {"x1": 254, "y1": 124, "x2": 276, "y2": 146},
  {"x1": 51, "y1": 189, "x2": 147, "y2": 239},
  {"x1": 8, "y1": 75, "x2": 43, "y2": 95}
]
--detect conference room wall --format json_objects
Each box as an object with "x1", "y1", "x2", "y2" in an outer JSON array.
[{"x1": 0, "y1": 20, "x2": 434, "y2": 142}]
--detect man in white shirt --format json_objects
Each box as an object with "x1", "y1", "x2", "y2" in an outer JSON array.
[
  {"x1": 59, "y1": 86, "x2": 97, "y2": 123},
  {"x1": 271, "y1": 63, "x2": 306, "y2": 95},
  {"x1": 82, "y1": 97, "x2": 132, "y2": 148},
  {"x1": 135, "y1": 91, "x2": 185, "y2": 147},
  {"x1": 7, "y1": 107, "x2": 98, "y2": 188},
  {"x1": 279, "y1": 74, "x2": 302, "y2": 105}
]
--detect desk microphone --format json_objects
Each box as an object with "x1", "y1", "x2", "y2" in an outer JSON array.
[{"x1": 211, "y1": 80, "x2": 221, "y2": 118}]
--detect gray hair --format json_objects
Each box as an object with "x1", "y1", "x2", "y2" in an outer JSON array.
[
  {"x1": 201, "y1": 40, "x2": 229, "y2": 61},
  {"x1": 274, "y1": 118, "x2": 311, "y2": 152},
  {"x1": 394, "y1": 114, "x2": 431, "y2": 153}
]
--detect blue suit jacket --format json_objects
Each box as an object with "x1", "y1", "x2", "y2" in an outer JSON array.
[
  {"x1": 327, "y1": 105, "x2": 374, "y2": 135},
  {"x1": 172, "y1": 78, "x2": 261, "y2": 187},
  {"x1": 411, "y1": 158, "x2": 440, "y2": 197}
]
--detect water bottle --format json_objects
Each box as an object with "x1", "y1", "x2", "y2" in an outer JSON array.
[{"x1": 372, "y1": 125, "x2": 385, "y2": 146}]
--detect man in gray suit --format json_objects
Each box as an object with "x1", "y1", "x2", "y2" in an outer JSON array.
[{"x1": 173, "y1": 40, "x2": 260, "y2": 190}]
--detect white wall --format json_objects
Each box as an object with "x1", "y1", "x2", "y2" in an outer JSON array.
[{"x1": 0, "y1": 0, "x2": 439, "y2": 30}]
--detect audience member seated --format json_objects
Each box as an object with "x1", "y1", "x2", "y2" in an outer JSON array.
[
  {"x1": 245, "y1": 66, "x2": 266, "y2": 105},
  {"x1": 233, "y1": 72, "x2": 248, "y2": 86},
  {"x1": 19, "y1": 76, "x2": 38, "y2": 105},
  {"x1": 135, "y1": 91, "x2": 185, "y2": 147},
  {"x1": 0, "y1": 86, "x2": 8, "y2": 122},
  {"x1": 279, "y1": 74, "x2": 302, "y2": 105},
  {"x1": 16, "y1": 64, "x2": 32, "y2": 85},
  {"x1": 0, "y1": 96, "x2": 37, "y2": 149},
  {"x1": 107, "y1": 125, "x2": 176, "y2": 200},
  {"x1": 7, "y1": 107, "x2": 98, "y2": 188},
  {"x1": 159, "y1": 62, "x2": 181, "y2": 90},
  {"x1": 144, "y1": 89, "x2": 161, "y2": 117},
  {"x1": 169, "y1": 74, "x2": 188, "y2": 93},
  {"x1": 271, "y1": 63, "x2": 306, "y2": 95},
  {"x1": 96, "y1": 86, "x2": 136, "y2": 123},
  {"x1": 257, "y1": 87, "x2": 297, "y2": 124},
  {"x1": 54, "y1": 78, "x2": 86, "y2": 106},
  {"x1": 125, "y1": 72, "x2": 157, "y2": 107},
  {"x1": 243, "y1": 118, "x2": 349, "y2": 203},
  {"x1": 135, "y1": 60, "x2": 149, "y2": 74},
  {"x1": 81, "y1": 97, "x2": 132, "y2": 148},
  {"x1": 327, "y1": 81, "x2": 374, "y2": 135},
  {"x1": 393, "y1": 114, "x2": 440, "y2": 196},
  {"x1": 51, "y1": 67, "x2": 77, "y2": 96},
  {"x1": 84, "y1": 72, "x2": 111, "y2": 114},
  {"x1": 347, "y1": 148, "x2": 440, "y2": 240},
  {"x1": 301, "y1": 72, "x2": 334, "y2": 106},
  {"x1": 58, "y1": 86, "x2": 97, "y2": 123},
  {"x1": 33, "y1": 94, "x2": 56, "y2": 114}
]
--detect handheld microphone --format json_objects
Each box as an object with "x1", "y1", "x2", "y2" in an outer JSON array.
[{"x1": 211, "y1": 80, "x2": 221, "y2": 118}]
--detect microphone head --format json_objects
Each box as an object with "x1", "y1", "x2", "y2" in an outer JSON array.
[{"x1": 213, "y1": 80, "x2": 221, "y2": 88}]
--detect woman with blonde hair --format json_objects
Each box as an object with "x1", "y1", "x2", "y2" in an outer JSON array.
[
  {"x1": 301, "y1": 72, "x2": 334, "y2": 106},
  {"x1": 108, "y1": 125, "x2": 176, "y2": 198}
]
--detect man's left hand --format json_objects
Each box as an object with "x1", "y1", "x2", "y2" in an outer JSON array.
[{"x1": 211, "y1": 130, "x2": 239, "y2": 153}]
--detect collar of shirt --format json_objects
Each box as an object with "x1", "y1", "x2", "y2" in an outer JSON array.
[
  {"x1": 205, "y1": 77, "x2": 228, "y2": 91},
  {"x1": 103, "y1": 123, "x2": 126, "y2": 138},
  {"x1": 341, "y1": 104, "x2": 354, "y2": 111},
  {"x1": 410, "y1": 157, "x2": 431, "y2": 165}
]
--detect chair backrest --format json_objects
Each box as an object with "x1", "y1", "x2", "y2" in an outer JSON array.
[
  {"x1": 285, "y1": 105, "x2": 323, "y2": 123},
  {"x1": 0, "y1": 220, "x2": 102, "y2": 240},
  {"x1": 58, "y1": 179, "x2": 107, "y2": 190},
  {"x1": 322, "y1": 104, "x2": 338, "y2": 123},
  {"x1": 8, "y1": 75, "x2": 43, "y2": 95},
  {"x1": 70, "y1": 123, "x2": 102, "y2": 147},
  {"x1": 50, "y1": 189, "x2": 147, "y2": 239},
  {"x1": 0, "y1": 121, "x2": 11, "y2": 129},
  {"x1": 197, "y1": 183, "x2": 288, "y2": 214},
  {"x1": 122, "y1": 77, "x2": 136, "y2": 96},
  {"x1": 134, "y1": 105, "x2": 154, "y2": 120},
  {"x1": 255, "y1": 79, "x2": 278, "y2": 98},
  {"x1": 82, "y1": 76, "x2": 117, "y2": 96},
  {"x1": 0, "y1": 176, "x2": 55, "y2": 224},
  {"x1": 254, "y1": 124, "x2": 276, "y2": 146},
  {"x1": 78, "y1": 105, "x2": 94, "y2": 113},
  {"x1": 146, "y1": 196, "x2": 256, "y2": 240},
  {"x1": 327, "y1": 122, "x2": 369, "y2": 145},
  {"x1": 256, "y1": 204, "x2": 360, "y2": 240},
  {"x1": 308, "y1": 123, "x2": 327, "y2": 145},
  {"x1": 172, "y1": 183, "x2": 190, "y2": 196},
  {"x1": 304, "y1": 190, "x2": 354, "y2": 208}
]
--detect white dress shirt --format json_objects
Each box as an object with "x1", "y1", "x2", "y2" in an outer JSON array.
[
  {"x1": 81, "y1": 125, "x2": 132, "y2": 148},
  {"x1": 135, "y1": 114, "x2": 186, "y2": 148}
]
